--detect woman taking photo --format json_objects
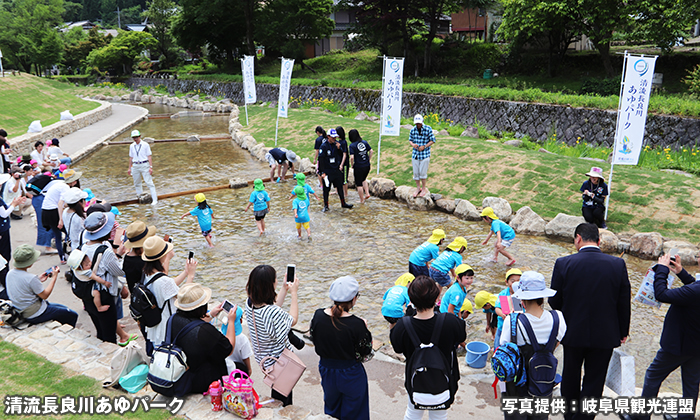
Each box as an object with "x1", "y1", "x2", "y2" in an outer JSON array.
[
  {"x1": 122, "y1": 221, "x2": 156, "y2": 293},
  {"x1": 245, "y1": 264, "x2": 299, "y2": 406},
  {"x1": 310, "y1": 275, "x2": 373, "y2": 420},
  {"x1": 580, "y1": 166, "x2": 608, "y2": 228},
  {"x1": 61, "y1": 187, "x2": 87, "y2": 250}
]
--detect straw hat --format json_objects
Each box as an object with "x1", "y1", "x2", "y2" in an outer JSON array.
[
  {"x1": 124, "y1": 221, "x2": 157, "y2": 249},
  {"x1": 427, "y1": 229, "x2": 446, "y2": 245},
  {"x1": 63, "y1": 169, "x2": 82, "y2": 184},
  {"x1": 174, "y1": 283, "x2": 212, "y2": 311},
  {"x1": 141, "y1": 236, "x2": 173, "y2": 262}
]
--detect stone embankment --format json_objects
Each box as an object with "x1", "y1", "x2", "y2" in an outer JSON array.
[{"x1": 89, "y1": 90, "x2": 235, "y2": 113}]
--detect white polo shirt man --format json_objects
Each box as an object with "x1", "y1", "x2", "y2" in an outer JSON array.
[{"x1": 128, "y1": 130, "x2": 157, "y2": 205}]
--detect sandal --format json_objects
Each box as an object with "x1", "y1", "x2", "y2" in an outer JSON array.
[{"x1": 118, "y1": 334, "x2": 138, "y2": 347}]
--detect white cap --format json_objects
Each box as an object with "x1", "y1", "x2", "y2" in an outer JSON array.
[
  {"x1": 413, "y1": 114, "x2": 423, "y2": 124},
  {"x1": 131, "y1": 130, "x2": 141, "y2": 138}
]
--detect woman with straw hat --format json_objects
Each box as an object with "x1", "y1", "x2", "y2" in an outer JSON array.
[
  {"x1": 122, "y1": 221, "x2": 156, "y2": 293},
  {"x1": 580, "y1": 166, "x2": 608, "y2": 229},
  {"x1": 141, "y1": 235, "x2": 197, "y2": 355}
]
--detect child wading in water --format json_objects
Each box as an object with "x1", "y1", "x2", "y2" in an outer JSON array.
[
  {"x1": 480, "y1": 207, "x2": 516, "y2": 266},
  {"x1": 288, "y1": 173, "x2": 319, "y2": 201},
  {"x1": 244, "y1": 179, "x2": 271, "y2": 235},
  {"x1": 181, "y1": 193, "x2": 215, "y2": 247},
  {"x1": 292, "y1": 186, "x2": 312, "y2": 239}
]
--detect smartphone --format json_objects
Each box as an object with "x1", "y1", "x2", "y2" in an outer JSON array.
[
  {"x1": 221, "y1": 300, "x2": 233, "y2": 313},
  {"x1": 113, "y1": 228, "x2": 125, "y2": 246},
  {"x1": 668, "y1": 248, "x2": 679, "y2": 262},
  {"x1": 163, "y1": 234, "x2": 171, "y2": 243},
  {"x1": 286, "y1": 264, "x2": 296, "y2": 283},
  {"x1": 45, "y1": 267, "x2": 53, "y2": 277},
  {"x1": 188, "y1": 251, "x2": 194, "y2": 261}
]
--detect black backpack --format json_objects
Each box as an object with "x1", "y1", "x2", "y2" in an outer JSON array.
[
  {"x1": 518, "y1": 310, "x2": 560, "y2": 397},
  {"x1": 402, "y1": 313, "x2": 457, "y2": 410},
  {"x1": 26, "y1": 174, "x2": 53, "y2": 196},
  {"x1": 70, "y1": 244, "x2": 108, "y2": 301},
  {"x1": 130, "y1": 272, "x2": 168, "y2": 328}
]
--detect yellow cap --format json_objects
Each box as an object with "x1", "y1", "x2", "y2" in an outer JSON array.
[
  {"x1": 475, "y1": 291, "x2": 497, "y2": 309},
  {"x1": 427, "y1": 229, "x2": 446, "y2": 245},
  {"x1": 460, "y1": 299, "x2": 473, "y2": 314},
  {"x1": 395, "y1": 273, "x2": 415, "y2": 287},
  {"x1": 505, "y1": 268, "x2": 522, "y2": 281},
  {"x1": 480, "y1": 207, "x2": 499, "y2": 220},
  {"x1": 447, "y1": 237, "x2": 468, "y2": 252},
  {"x1": 195, "y1": 193, "x2": 206, "y2": 203},
  {"x1": 455, "y1": 264, "x2": 473, "y2": 276}
]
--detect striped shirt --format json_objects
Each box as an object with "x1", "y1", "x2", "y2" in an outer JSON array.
[
  {"x1": 409, "y1": 125, "x2": 436, "y2": 160},
  {"x1": 245, "y1": 301, "x2": 293, "y2": 369}
]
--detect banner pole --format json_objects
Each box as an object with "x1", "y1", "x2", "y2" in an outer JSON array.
[
  {"x1": 245, "y1": 103, "x2": 249, "y2": 126},
  {"x1": 377, "y1": 134, "x2": 382, "y2": 174},
  {"x1": 605, "y1": 50, "x2": 629, "y2": 222},
  {"x1": 274, "y1": 114, "x2": 280, "y2": 147},
  {"x1": 377, "y1": 55, "x2": 386, "y2": 174}
]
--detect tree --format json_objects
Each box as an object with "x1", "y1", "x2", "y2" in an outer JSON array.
[
  {"x1": 86, "y1": 30, "x2": 156, "y2": 73},
  {"x1": 574, "y1": 0, "x2": 629, "y2": 77},
  {"x1": 62, "y1": 1, "x2": 83, "y2": 21},
  {"x1": 417, "y1": 0, "x2": 463, "y2": 74},
  {"x1": 628, "y1": 0, "x2": 700, "y2": 53},
  {"x1": 144, "y1": 0, "x2": 180, "y2": 68},
  {"x1": 63, "y1": 26, "x2": 110, "y2": 71}
]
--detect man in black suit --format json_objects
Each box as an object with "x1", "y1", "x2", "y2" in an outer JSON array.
[{"x1": 550, "y1": 223, "x2": 631, "y2": 420}]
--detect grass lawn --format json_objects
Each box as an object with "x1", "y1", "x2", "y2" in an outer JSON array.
[
  {"x1": 241, "y1": 105, "x2": 700, "y2": 243},
  {"x1": 0, "y1": 340, "x2": 175, "y2": 419},
  {"x1": 0, "y1": 74, "x2": 100, "y2": 136}
]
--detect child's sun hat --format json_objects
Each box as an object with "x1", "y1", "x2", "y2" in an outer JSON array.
[
  {"x1": 455, "y1": 264, "x2": 473, "y2": 276},
  {"x1": 505, "y1": 268, "x2": 522, "y2": 282},
  {"x1": 427, "y1": 229, "x2": 446, "y2": 244},
  {"x1": 294, "y1": 185, "x2": 307, "y2": 201},
  {"x1": 254, "y1": 179, "x2": 264, "y2": 191},
  {"x1": 480, "y1": 207, "x2": 499, "y2": 220},
  {"x1": 395, "y1": 273, "x2": 415, "y2": 287},
  {"x1": 195, "y1": 193, "x2": 206, "y2": 203},
  {"x1": 475, "y1": 291, "x2": 497, "y2": 309},
  {"x1": 447, "y1": 237, "x2": 468, "y2": 252}
]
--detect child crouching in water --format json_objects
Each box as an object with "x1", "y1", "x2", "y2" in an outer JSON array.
[
  {"x1": 292, "y1": 186, "x2": 312, "y2": 239},
  {"x1": 480, "y1": 207, "x2": 516, "y2": 266},
  {"x1": 181, "y1": 193, "x2": 214, "y2": 247},
  {"x1": 439, "y1": 264, "x2": 475, "y2": 317},
  {"x1": 381, "y1": 273, "x2": 415, "y2": 328},
  {"x1": 244, "y1": 179, "x2": 271, "y2": 235}
]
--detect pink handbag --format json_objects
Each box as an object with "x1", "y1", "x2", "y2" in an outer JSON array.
[{"x1": 252, "y1": 307, "x2": 306, "y2": 397}]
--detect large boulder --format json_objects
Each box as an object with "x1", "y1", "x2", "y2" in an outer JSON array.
[
  {"x1": 241, "y1": 135, "x2": 257, "y2": 150},
  {"x1": 368, "y1": 178, "x2": 396, "y2": 199},
  {"x1": 395, "y1": 186, "x2": 435, "y2": 211},
  {"x1": 598, "y1": 229, "x2": 620, "y2": 254},
  {"x1": 435, "y1": 198, "x2": 456, "y2": 214},
  {"x1": 229, "y1": 178, "x2": 248, "y2": 189},
  {"x1": 354, "y1": 111, "x2": 369, "y2": 121},
  {"x1": 256, "y1": 146, "x2": 270, "y2": 161},
  {"x1": 203, "y1": 102, "x2": 216, "y2": 112},
  {"x1": 509, "y1": 206, "x2": 546, "y2": 236},
  {"x1": 453, "y1": 199, "x2": 481, "y2": 221},
  {"x1": 629, "y1": 232, "x2": 664, "y2": 259},
  {"x1": 298, "y1": 158, "x2": 314, "y2": 174},
  {"x1": 229, "y1": 121, "x2": 243, "y2": 134},
  {"x1": 482, "y1": 197, "x2": 512, "y2": 223},
  {"x1": 249, "y1": 143, "x2": 265, "y2": 161},
  {"x1": 133, "y1": 92, "x2": 142, "y2": 102},
  {"x1": 662, "y1": 240, "x2": 698, "y2": 265},
  {"x1": 545, "y1": 214, "x2": 586, "y2": 241}
]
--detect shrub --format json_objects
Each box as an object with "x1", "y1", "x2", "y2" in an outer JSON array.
[
  {"x1": 683, "y1": 64, "x2": 700, "y2": 97},
  {"x1": 580, "y1": 77, "x2": 622, "y2": 96}
]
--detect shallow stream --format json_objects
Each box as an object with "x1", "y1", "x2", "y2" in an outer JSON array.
[{"x1": 77, "y1": 103, "x2": 680, "y2": 392}]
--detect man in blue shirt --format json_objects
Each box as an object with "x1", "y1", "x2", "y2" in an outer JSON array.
[{"x1": 407, "y1": 114, "x2": 435, "y2": 198}]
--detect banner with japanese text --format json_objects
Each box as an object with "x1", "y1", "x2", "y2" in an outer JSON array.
[
  {"x1": 613, "y1": 55, "x2": 657, "y2": 165},
  {"x1": 241, "y1": 55, "x2": 256, "y2": 104},
  {"x1": 380, "y1": 57, "x2": 404, "y2": 136},
  {"x1": 277, "y1": 58, "x2": 294, "y2": 118}
]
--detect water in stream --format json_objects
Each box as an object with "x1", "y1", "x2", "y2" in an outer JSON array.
[{"x1": 77, "y1": 103, "x2": 680, "y2": 393}]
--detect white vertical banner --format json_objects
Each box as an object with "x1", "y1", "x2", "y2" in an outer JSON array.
[
  {"x1": 277, "y1": 58, "x2": 294, "y2": 118},
  {"x1": 380, "y1": 57, "x2": 404, "y2": 136},
  {"x1": 612, "y1": 54, "x2": 657, "y2": 165},
  {"x1": 241, "y1": 55, "x2": 256, "y2": 104}
]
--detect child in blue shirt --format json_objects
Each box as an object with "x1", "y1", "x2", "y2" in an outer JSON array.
[
  {"x1": 429, "y1": 236, "x2": 468, "y2": 288},
  {"x1": 439, "y1": 264, "x2": 475, "y2": 316},
  {"x1": 288, "y1": 173, "x2": 319, "y2": 201},
  {"x1": 244, "y1": 179, "x2": 271, "y2": 235},
  {"x1": 381, "y1": 273, "x2": 415, "y2": 327},
  {"x1": 493, "y1": 268, "x2": 522, "y2": 347},
  {"x1": 181, "y1": 193, "x2": 214, "y2": 247},
  {"x1": 408, "y1": 229, "x2": 445, "y2": 277},
  {"x1": 459, "y1": 299, "x2": 473, "y2": 319},
  {"x1": 480, "y1": 207, "x2": 516, "y2": 266},
  {"x1": 475, "y1": 291, "x2": 498, "y2": 340},
  {"x1": 292, "y1": 186, "x2": 311, "y2": 239}
]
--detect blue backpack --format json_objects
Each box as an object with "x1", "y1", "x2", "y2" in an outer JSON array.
[
  {"x1": 491, "y1": 314, "x2": 526, "y2": 386},
  {"x1": 518, "y1": 310, "x2": 560, "y2": 397}
]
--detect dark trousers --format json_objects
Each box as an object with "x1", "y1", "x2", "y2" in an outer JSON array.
[
  {"x1": 271, "y1": 389, "x2": 293, "y2": 407},
  {"x1": 581, "y1": 206, "x2": 605, "y2": 228},
  {"x1": 41, "y1": 208, "x2": 65, "y2": 261},
  {"x1": 504, "y1": 381, "x2": 548, "y2": 420},
  {"x1": 408, "y1": 262, "x2": 429, "y2": 278},
  {"x1": 319, "y1": 359, "x2": 370, "y2": 420},
  {"x1": 636, "y1": 348, "x2": 700, "y2": 420},
  {"x1": 83, "y1": 297, "x2": 117, "y2": 343},
  {"x1": 561, "y1": 346, "x2": 613, "y2": 420},
  {"x1": 0, "y1": 228, "x2": 10, "y2": 288},
  {"x1": 322, "y1": 171, "x2": 346, "y2": 206},
  {"x1": 28, "y1": 302, "x2": 78, "y2": 326}
]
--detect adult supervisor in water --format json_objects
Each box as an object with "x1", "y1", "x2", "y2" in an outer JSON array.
[{"x1": 128, "y1": 130, "x2": 158, "y2": 205}]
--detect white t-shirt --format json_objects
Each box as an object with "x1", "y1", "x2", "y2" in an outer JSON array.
[
  {"x1": 500, "y1": 310, "x2": 567, "y2": 347},
  {"x1": 225, "y1": 334, "x2": 254, "y2": 374},
  {"x1": 48, "y1": 146, "x2": 64, "y2": 160},
  {"x1": 62, "y1": 210, "x2": 85, "y2": 248},
  {"x1": 5, "y1": 269, "x2": 47, "y2": 319},
  {"x1": 144, "y1": 273, "x2": 179, "y2": 346},
  {"x1": 30, "y1": 150, "x2": 44, "y2": 166},
  {"x1": 129, "y1": 141, "x2": 152, "y2": 163},
  {"x1": 41, "y1": 181, "x2": 69, "y2": 210},
  {"x1": 3, "y1": 177, "x2": 26, "y2": 204}
]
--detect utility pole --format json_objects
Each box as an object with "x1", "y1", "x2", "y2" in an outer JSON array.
[{"x1": 116, "y1": 6, "x2": 121, "y2": 29}]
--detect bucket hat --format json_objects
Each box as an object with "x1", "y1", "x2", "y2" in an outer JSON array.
[
  {"x1": 66, "y1": 249, "x2": 86, "y2": 270},
  {"x1": 124, "y1": 221, "x2": 157, "y2": 249},
  {"x1": 141, "y1": 236, "x2": 173, "y2": 262},
  {"x1": 254, "y1": 179, "x2": 264, "y2": 191},
  {"x1": 286, "y1": 150, "x2": 299, "y2": 164},
  {"x1": 195, "y1": 193, "x2": 206, "y2": 203},
  {"x1": 475, "y1": 291, "x2": 497, "y2": 309},
  {"x1": 294, "y1": 185, "x2": 307, "y2": 201},
  {"x1": 413, "y1": 114, "x2": 423, "y2": 124},
  {"x1": 329, "y1": 276, "x2": 359, "y2": 302},
  {"x1": 394, "y1": 273, "x2": 415, "y2": 287},
  {"x1": 175, "y1": 283, "x2": 212, "y2": 310},
  {"x1": 480, "y1": 207, "x2": 499, "y2": 220},
  {"x1": 84, "y1": 211, "x2": 115, "y2": 241},
  {"x1": 427, "y1": 229, "x2": 446, "y2": 245},
  {"x1": 446, "y1": 237, "x2": 468, "y2": 252},
  {"x1": 512, "y1": 271, "x2": 556, "y2": 300},
  {"x1": 585, "y1": 166, "x2": 605, "y2": 180},
  {"x1": 13, "y1": 244, "x2": 41, "y2": 268},
  {"x1": 63, "y1": 187, "x2": 88, "y2": 205},
  {"x1": 63, "y1": 169, "x2": 82, "y2": 184}
]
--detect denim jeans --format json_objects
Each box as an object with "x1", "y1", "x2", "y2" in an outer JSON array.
[
  {"x1": 32, "y1": 195, "x2": 52, "y2": 247},
  {"x1": 28, "y1": 302, "x2": 78, "y2": 327}
]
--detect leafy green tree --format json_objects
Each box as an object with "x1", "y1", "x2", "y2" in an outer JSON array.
[
  {"x1": 86, "y1": 30, "x2": 156, "y2": 73},
  {"x1": 63, "y1": 26, "x2": 110, "y2": 71},
  {"x1": 627, "y1": 0, "x2": 700, "y2": 53},
  {"x1": 144, "y1": 0, "x2": 180, "y2": 68},
  {"x1": 62, "y1": 1, "x2": 83, "y2": 21}
]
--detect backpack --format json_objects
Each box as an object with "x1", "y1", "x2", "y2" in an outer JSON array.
[
  {"x1": 402, "y1": 313, "x2": 457, "y2": 410},
  {"x1": 26, "y1": 174, "x2": 52, "y2": 196},
  {"x1": 129, "y1": 272, "x2": 167, "y2": 328},
  {"x1": 518, "y1": 310, "x2": 560, "y2": 397},
  {"x1": 147, "y1": 316, "x2": 205, "y2": 397},
  {"x1": 0, "y1": 299, "x2": 26, "y2": 328},
  {"x1": 70, "y1": 244, "x2": 108, "y2": 301},
  {"x1": 491, "y1": 313, "x2": 526, "y2": 387},
  {"x1": 103, "y1": 341, "x2": 148, "y2": 388}
]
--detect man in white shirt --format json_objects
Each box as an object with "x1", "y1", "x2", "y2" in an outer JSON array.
[
  {"x1": 127, "y1": 130, "x2": 157, "y2": 205},
  {"x1": 30, "y1": 141, "x2": 51, "y2": 172},
  {"x1": 3, "y1": 166, "x2": 30, "y2": 219}
]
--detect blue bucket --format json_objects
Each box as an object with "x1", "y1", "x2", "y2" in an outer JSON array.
[{"x1": 465, "y1": 341, "x2": 491, "y2": 368}]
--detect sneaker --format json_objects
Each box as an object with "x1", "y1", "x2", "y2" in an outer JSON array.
[
  {"x1": 322, "y1": 206, "x2": 330, "y2": 212},
  {"x1": 341, "y1": 203, "x2": 354, "y2": 209}
]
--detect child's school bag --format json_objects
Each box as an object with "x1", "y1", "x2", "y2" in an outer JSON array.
[
  {"x1": 129, "y1": 272, "x2": 167, "y2": 327},
  {"x1": 402, "y1": 313, "x2": 457, "y2": 410},
  {"x1": 519, "y1": 310, "x2": 560, "y2": 397},
  {"x1": 491, "y1": 314, "x2": 526, "y2": 387}
]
